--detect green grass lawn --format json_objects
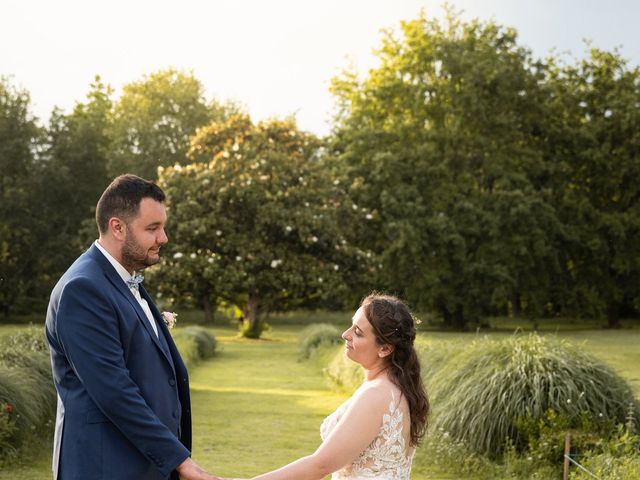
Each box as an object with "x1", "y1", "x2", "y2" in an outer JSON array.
[
  {"x1": 1, "y1": 319, "x2": 638, "y2": 479},
  {"x1": 189, "y1": 325, "x2": 347, "y2": 478}
]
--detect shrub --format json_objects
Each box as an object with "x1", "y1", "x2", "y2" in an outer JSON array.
[
  {"x1": 568, "y1": 420, "x2": 640, "y2": 479},
  {"x1": 298, "y1": 323, "x2": 343, "y2": 358},
  {"x1": 428, "y1": 334, "x2": 640, "y2": 458},
  {"x1": 0, "y1": 326, "x2": 49, "y2": 353},
  {"x1": 172, "y1": 326, "x2": 217, "y2": 369},
  {"x1": 0, "y1": 328, "x2": 56, "y2": 460},
  {"x1": 413, "y1": 427, "x2": 500, "y2": 479},
  {"x1": 0, "y1": 402, "x2": 18, "y2": 455},
  {"x1": 239, "y1": 319, "x2": 270, "y2": 339},
  {"x1": 324, "y1": 347, "x2": 363, "y2": 393},
  {"x1": 572, "y1": 452, "x2": 640, "y2": 480},
  {"x1": 184, "y1": 326, "x2": 217, "y2": 359}
]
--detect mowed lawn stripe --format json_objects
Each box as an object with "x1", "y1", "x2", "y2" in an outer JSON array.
[{"x1": 189, "y1": 326, "x2": 348, "y2": 478}]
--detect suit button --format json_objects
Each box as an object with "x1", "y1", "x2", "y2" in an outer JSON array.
[
  {"x1": 168, "y1": 378, "x2": 176, "y2": 386},
  {"x1": 172, "y1": 410, "x2": 178, "y2": 418}
]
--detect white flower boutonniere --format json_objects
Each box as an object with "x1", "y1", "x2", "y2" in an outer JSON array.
[{"x1": 162, "y1": 311, "x2": 178, "y2": 329}]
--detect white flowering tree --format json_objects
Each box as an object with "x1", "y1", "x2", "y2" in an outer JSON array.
[{"x1": 153, "y1": 114, "x2": 373, "y2": 336}]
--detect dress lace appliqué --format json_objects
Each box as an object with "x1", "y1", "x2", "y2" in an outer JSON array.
[{"x1": 320, "y1": 391, "x2": 415, "y2": 479}]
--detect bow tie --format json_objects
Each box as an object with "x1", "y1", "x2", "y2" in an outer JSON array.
[{"x1": 126, "y1": 273, "x2": 144, "y2": 290}]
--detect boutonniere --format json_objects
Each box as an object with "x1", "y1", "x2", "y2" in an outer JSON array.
[{"x1": 162, "y1": 311, "x2": 178, "y2": 329}]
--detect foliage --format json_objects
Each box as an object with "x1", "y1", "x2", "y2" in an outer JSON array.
[
  {"x1": 0, "y1": 402, "x2": 18, "y2": 457},
  {"x1": 0, "y1": 76, "x2": 42, "y2": 316},
  {"x1": 415, "y1": 427, "x2": 499, "y2": 479},
  {"x1": 427, "y1": 334, "x2": 640, "y2": 458},
  {"x1": 329, "y1": 10, "x2": 561, "y2": 327},
  {"x1": 329, "y1": 9, "x2": 640, "y2": 328},
  {"x1": 0, "y1": 325, "x2": 49, "y2": 353},
  {"x1": 414, "y1": 428, "x2": 566, "y2": 479},
  {"x1": 107, "y1": 68, "x2": 235, "y2": 180},
  {"x1": 0, "y1": 69, "x2": 242, "y2": 321},
  {"x1": 0, "y1": 76, "x2": 113, "y2": 316},
  {"x1": 298, "y1": 323, "x2": 343, "y2": 358},
  {"x1": 0, "y1": 328, "x2": 55, "y2": 460},
  {"x1": 573, "y1": 452, "x2": 640, "y2": 480},
  {"x1": 543, "y1": 49, "x2": 640, "y2": 327},
  {"x1": 262, "y1": 310, "x2": 350, "y2": 326},
  {"x1": 171, "y1": 326, "x2": 217, "y2": 369},
  {"x1": 324, "y1": 346, "x2": 363, "y2": 393},
  {"x1": 154, "y1": 114, "x2": 372, "y2": 337},
  {"x1": 568, "y1": 414, "x2": 640, "y2": 479},
  {"x1": 238, "y1": 318, "x2": 270, "y2": 339},
  {"x1": 33, "y1": 77, "x2": 114, "y2": 304},
  {"x1": 2, "y1": 9, "x2": 640, "y2": 332}
]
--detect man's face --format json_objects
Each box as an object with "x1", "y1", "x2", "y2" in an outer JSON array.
[{"x1": 121, "y1": 198, "x2": 168, "y2": 272}]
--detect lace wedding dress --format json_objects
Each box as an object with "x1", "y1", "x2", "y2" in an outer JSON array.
[{"x1": 320, "y1": 391, "x2": 415, "y2": 479}]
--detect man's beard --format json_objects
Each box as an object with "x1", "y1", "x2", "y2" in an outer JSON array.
[{"x1": 121, "y1": 230, "x2": 159, "y2": 272}]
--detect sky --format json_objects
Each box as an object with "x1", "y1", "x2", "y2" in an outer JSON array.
[{"x1": 2, "y1": 0, "x2": 639, "y2": 136}]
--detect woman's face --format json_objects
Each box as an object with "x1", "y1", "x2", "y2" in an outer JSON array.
[{"x1": 342, "y1": 306, "x2": 388, "y2": 368}]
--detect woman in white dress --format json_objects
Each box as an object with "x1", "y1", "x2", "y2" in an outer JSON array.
[{"x1": 229, "y1": 293, "x2": 429, "y2": 480}]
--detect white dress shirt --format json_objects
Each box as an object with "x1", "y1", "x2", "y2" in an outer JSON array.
[{"x1": 94, "y1": 240, "x2": 159, "y2": 337}]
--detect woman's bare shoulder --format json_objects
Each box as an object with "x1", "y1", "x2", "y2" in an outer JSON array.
[{"x1": 350, "y1": 377, "x2": 399, "y2": 410}]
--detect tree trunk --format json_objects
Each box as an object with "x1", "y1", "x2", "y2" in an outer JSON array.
[
  {"x1": 202, "y1": 296, "x2": 214, "y2": 323},
  {"x1": 607, "y1": 302, "x2": 621, "y2": 329},
  {"x1": 240, "y1": 293, "x2": 262, "y2": 338},
  {"x1": 245, "y1": 294, "x2": 259, "y2": 327},
  {"x1": 453, "y1": 303, "x2": 466, "y2": 330},
  {"x1": 511, "y1": 291, "x2": 521, "y2": 318},
  {"x1": 439, "y1": 302, "x2": 452, "y2": 328}
]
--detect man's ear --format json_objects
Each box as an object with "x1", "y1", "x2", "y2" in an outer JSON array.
[
  {"x1": 109, "y1": 217, "x2": 126, "y2": 241},
  {"x1": 378, "y1": 344, "x2": 395, "y2": 358}
]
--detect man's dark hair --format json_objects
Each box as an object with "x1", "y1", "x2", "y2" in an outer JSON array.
[{"x1": 96, "y1": 174, "x2": 166, "y2": 235}]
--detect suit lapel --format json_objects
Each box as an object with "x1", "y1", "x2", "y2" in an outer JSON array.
[
  {"x1": 87, "y1": 245, "x2": 174, "y2": 367},
  {"x1": 139, "y1": 286, "x2": 175, "y2": 367}
]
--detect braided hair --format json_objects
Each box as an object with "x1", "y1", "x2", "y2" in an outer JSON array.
[{"x1": 361, "y1": 293, "x2": 429, "y2": 446}]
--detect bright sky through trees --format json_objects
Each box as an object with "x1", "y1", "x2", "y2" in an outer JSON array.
[{"x1": 2, "y1": 0, "x2": 638, "y2": 136}]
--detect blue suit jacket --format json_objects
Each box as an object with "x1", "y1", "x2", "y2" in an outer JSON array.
[{"x1": 45, "y1": 245, "x2": 192, "y2": 480}]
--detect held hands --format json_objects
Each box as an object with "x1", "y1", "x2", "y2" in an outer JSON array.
[{"x1": 177, "y1": 457, "x2": 221, "y2": 480}]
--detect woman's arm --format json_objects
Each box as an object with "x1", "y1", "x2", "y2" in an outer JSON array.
[{"x1": 249, "y1": 386, "x2": 388, "y2": 480}]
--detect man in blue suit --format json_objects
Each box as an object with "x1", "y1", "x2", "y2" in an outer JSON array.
[{"x1": 46, "y1": 175, "x2": 218, "y2": 480}]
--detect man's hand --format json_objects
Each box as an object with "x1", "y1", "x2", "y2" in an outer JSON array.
[{"x1": 176, "y1": 457, "x2": 220, "y2": 480}]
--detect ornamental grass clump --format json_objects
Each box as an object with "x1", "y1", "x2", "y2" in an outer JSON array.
[
  {"x1": 325, "y1": 348, "x2": 363, "y2": 393},
  {"x1": 298, "y1": 323, "x2": 343, "y2": 359},
  {"x1": 429, "y1": 334, "x2": 640, "y2": 458},
  {"x1": 171, "y1": 326, "x2": 217, "y2": 369},
  {"x1": 0, "y1": 328, "x2": 56, "y2": 458}
]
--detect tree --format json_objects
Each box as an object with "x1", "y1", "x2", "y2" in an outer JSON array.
[
  {"x1": 329, "y1": 11, "x2": 560, "y2": 327},
  {"x1": 153, "y1": 115, "x2": 371, "y2": 335},
  {"x1": 543, "y1": 49, "x2": 640, "y2": 327},
  {"x1": 0, "y1": 77, "x2": 41, "y2": 315},
  {"x1": 31, "y1": 77, "x2": 114, "y2": 300},
  {"x1": 107, "y1": 68, "x2": 217, "y2": 180}
]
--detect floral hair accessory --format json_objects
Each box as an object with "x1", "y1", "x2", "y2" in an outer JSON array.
[{"x1": 162, "y1": 311, "x2": 178, "y2": 329}]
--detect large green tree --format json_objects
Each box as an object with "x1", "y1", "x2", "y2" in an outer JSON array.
[
  {"x1": 107, "y1": 68, "x2": 224, "y2": 180},
  {"x1": 32, "y1": 77, "x2": 114, "y2": 297},
  {"x1": 153, "y1": 115, "x2": 371, "y2": 335},
  {"x1": 330, "y1": 12, "x2": 561, "y2": 327},
  {"x1": 544, "y1": 49, "x2": 640, "y2": 327},
  {"x1": 0, "y1": 77, "x2": 41, "y2": 315}
]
